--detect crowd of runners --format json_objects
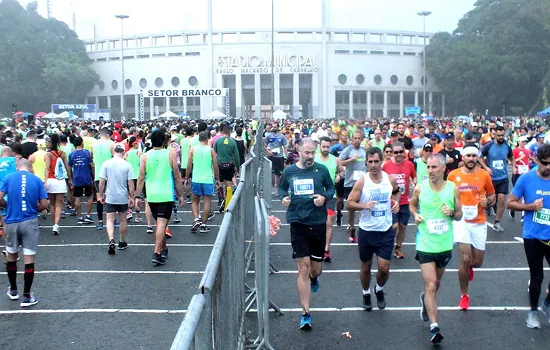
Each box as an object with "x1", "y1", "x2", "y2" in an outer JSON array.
[
  {"x1": 269, "y1": 116, "x2": 550, "y2": 344},
  {"x1": 0, "y1": 117, "x2": 254, "y2": 307}
]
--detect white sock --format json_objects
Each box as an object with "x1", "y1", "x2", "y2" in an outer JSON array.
[
  {"x1": 375, "y1": 284, "x2": 384, "y2": 293},
  {"x1": 430, "y1": 323, "x2": 439, "y2": 330},
  {"x1": 362, "y1": 288, "x2": 370, "y2": 295}
]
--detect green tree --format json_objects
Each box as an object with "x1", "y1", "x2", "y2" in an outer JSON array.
[
  {"x1": 425, "y1": 0, "x2": 550, "y2": 116},
  {"x1": 0, "y1": 0, "x2": 98, "y2": 115}
]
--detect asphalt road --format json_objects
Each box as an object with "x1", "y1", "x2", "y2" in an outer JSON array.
[
  {"x1": 246, "y1": 198, "x2": 550, "y2": 350},
  {"x1": 0, "y1": 208, "x2": 221, "y2": 350}
]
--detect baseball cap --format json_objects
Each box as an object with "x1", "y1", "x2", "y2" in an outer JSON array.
[
  {"x1": 170, "y1": 125, "x2": 178, "y2": 131},
  {"x1": 114, "y1": 123, "x2": 122, "y2": 129},
  {"x1": 428, "y1": 133, "x2": 438, "y2": 140},
  {"x1": 518, "y1": 136, "x2": 528, "y2": 142},
  {"x1": 390, "y1": 130, "x2": 398, "y2": 137},
  {"x1": 445, "y1": 132, "x2": 455, "y2": 140},
  {"x1": 471, "y1": 122, "x2": 478, "y2": 127},
  {"x1": 536, "y1": 133, "x2": 545, "y2": 139},
  {"x1": 113, "y1": 143, "x2": 126, "y2": 153},
  {"x1": 423, "y1": 143, "x2": 433, "y2": 151}
]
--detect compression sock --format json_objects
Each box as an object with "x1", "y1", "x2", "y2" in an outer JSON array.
[
  {"x1": 6, "y1": 261, "x2": 17, "y2": 291},
  {"x1": 23, "y1": 263, "x2": 35, "y2": 295}
]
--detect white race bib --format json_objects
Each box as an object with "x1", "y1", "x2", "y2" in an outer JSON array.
[
  {"x1": 463, "y1": 205, "x2": 478, "y2": 221},
  {"x1": 426, "y1": 218, "x2": 449, "y2": 235},
  {"x1": 352, "y1": 170, "x2": 365, "y2": 181},
  {"x1": 293, "y1": 178, "x2": 314, "y2": 196},
  {"x1": 492, "y1": 160, "x2": 504, "y2": 170},
  {"x1": 518, "y1": 165, "x2": 529, "y2": 174},
  {"x1": 533, "y1": 208, "x2": 550, "y2": 226},
  {"x1": 371, "y1": 203, "x2": 387, "y2": 218},
  {"x1": 271, "y1": 147, "x2": 280, "y2": 154}
]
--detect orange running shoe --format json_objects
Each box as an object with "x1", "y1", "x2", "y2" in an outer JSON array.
[
  {"x1": 165, "y1": 228, "x2": 172, "y2": 239},
  {"x1": 459, "y1": 295, "x2": 470, "y2": 310}
]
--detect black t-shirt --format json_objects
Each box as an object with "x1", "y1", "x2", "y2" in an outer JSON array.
[
  {"x1": 234, "y1": 139, "x2": 246, "y2": 167},
  {"x1": 21, "y1": 141, "x2": 38, "y2": 159},
  {"x1": 397, "y1": 136, "x2": 413, "y2": 150},
  {"x1": 439, "y1": 148, "x2": 462, "y2": 177}
]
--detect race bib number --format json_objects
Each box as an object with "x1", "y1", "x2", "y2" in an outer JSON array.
[
  {"x1": 397, "y1": 183, "x2": 406, "y2": 194},
  {"x1": 463, "y1": 205, "x2": 478, "y2": 221},
  {"x1": 517, "y1": 165, "x2": 529, "y2": 174},
  {"x1": 352, "y1": 171, "x2": 365, "y2": 181},
  {"x1": 492, "y1": 160, "x2": 504, "y2": 170},
  {"x1": 371, "y1": 203, "x2": 387, "y2": 217},
  {"x1": 293, "y1": 178, "x2": 314, "y2": 196},
  {"x1": 533, "y1": 208, "x2": 550, "y2": 226},
  {"x1": 270, "y1": 147, "x2": 280, "y2": 154},
  {"x1": 426, "y1": 219, "x2": 449, "y2": 235}
]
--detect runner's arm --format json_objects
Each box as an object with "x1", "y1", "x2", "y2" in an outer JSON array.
[
  {"x1": 0, "y1": 191, "x2": 6, "y2": 208},
  {"x1": 169, "y1": 148, "x2": 184, "y2": 198},
  {"x1": 211, "y1": 149, "x2": 220, "y2": 183},
  {"x1": 409, "y1": 185, "x2": 421, "y2": 217},
  {"x1": 185, "y1": 148, "x2": 194, "y2": 182},
  {"x1": 507, "y1": 193, "x2": 537, "y2": 211},
  {"x1": 44, "y1": 153, "x2": 51, "y2": 182},
  {"x1": 135, "y1": 154, "x2": 147, "y2": 198},
  {"x1": 345, "y1": 177, "x2": 367, "y2": 211}
]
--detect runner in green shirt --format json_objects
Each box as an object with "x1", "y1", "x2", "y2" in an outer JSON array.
[
  {"x1": 92, "y1": 128, "x2": 114, "y2": 230},
  {"x1": 409, "y1": 153, "x2": 462, "y2": 345},
  {"x1": 213, "y1": 124, "x2": 240, "y2": 212}
]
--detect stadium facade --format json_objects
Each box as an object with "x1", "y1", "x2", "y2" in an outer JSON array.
[{"x1": 84, "y1": 10, "x2": 443, "y2": 120}]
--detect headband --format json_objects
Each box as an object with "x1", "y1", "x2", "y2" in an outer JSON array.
[{"x1": 462, "y1": 146, "x2": 479, "y2": 156}]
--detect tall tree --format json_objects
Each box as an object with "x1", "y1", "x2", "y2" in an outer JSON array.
[
  {"x1": 0, "y1": 0, "x2": 98, "y2": 115},
  {"x1": 425, "y1": 0, "x2": 550, "y2": 115}
]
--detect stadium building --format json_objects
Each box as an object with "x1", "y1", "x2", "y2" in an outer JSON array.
[{"x1": 84, "y1": 5, "x2": 443, "y2": 120}]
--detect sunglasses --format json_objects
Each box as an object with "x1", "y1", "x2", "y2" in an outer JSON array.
[
  {"x1": 424, "y1": 149, "x2": 433, "y2": 152},
  {"x1": 393, "y1": 150, "x2": 404, "y2": 154},
  {"x1": 385, "y1": 150, "x2": 393, "y2": 153},
  {"x1": 538, "y1": 159, "x2": 550, "y2": 166}
]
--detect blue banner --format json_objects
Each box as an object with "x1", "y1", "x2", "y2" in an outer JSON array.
[{"x1": 52, "y1": 104, "x2": 96, "y2": 111}]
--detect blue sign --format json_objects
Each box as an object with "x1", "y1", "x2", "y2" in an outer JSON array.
[
  {"x1": 405, "y1": 106, "x2": 421, "y2": 115},
  {"x1": 68, "y1": 111, "x2": 74, "y2": 118},
  {"x1": 52, "y1": 104, "x2": 96, "y2": 111}
]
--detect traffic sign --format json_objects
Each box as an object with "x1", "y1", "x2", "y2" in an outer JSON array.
[{"x1": 405, "y1": 106, "x2": 421, "y2": 115}]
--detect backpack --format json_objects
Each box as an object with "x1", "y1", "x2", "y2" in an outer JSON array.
[{"x1": 53, "y1": 151, "x2": 68, "y2": 180}]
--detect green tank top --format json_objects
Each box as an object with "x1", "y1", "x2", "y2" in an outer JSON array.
[
  {"x1": 191, "y1": 136, "x2": 200, "y2": 147},
  {"x1": 145, "y1": 149, "x2": 174, "y2": 202},
  {"x1": 126, "y1": 149, "x2": 140, "y2": 180},
  {"x1": 314, "y1": 154, "x2": 337, "y2": 183},
  {"x1": 61, "y1": 144, "x2": 74, "y2": 157},
  {"x1": 180, "y1": 138, "x2": 192, "y2": 169},
  {"x1": 417, "y1": 180, "x2": 456, "y2": 253},
  {"x1": 416, "y1": 159, "x2": 429, "y2": 182},
  {"x1": 192, "y1": 145, "x2": 213, "y2": 184},
  {"x1": 93, "y1": 140, "x2": 113, "y2": 181},
  {"x1": 371, "y1": 138, "x2": 385, "y2": 150}
]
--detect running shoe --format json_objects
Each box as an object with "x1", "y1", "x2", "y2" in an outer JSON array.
[
  {"x1": 493, "y1": 222, "x2": 504, "y2": 232},
  {"x1": 336, "y1": 213, "x2": 342, "y2": 226},
  {"x1": 152, "y1": 253, "x2": 166, "y2": 265},
  {"x1": 126, "y1": 211, "x2": 133, "y2": 220},
  {"x1": 459, "y1": 295, "x2": 470, "y2": 310},
  {"x1": 207, "y1": 211, "x2": 216, "y2": 221},
  {"x1": 20, "y1": 293, "x2": 39, "y2": 307},
  {"x1": 191, "y1": 219, "x2": 201, "y2": 233},
  {"x1": 375, "y1": 289, "x2": 386, "y2": 309},
  {"x1": 186, "y1": 196, "x2": 192, "y2": 204},
  {"x1": 469, "y1": 266, "x2": 475, "y2": 281},
  {"x1": 348, "y1": 226, "x2": 356, "y2": 243},
  {"x1": 161, "y1": 248, "x2": 169, "y2": 259},
  {"x1": 134, "y1": 214, "x2": 143, "y2": 223},
  {"x1": 114, "y1": 220, "x2": 120, "y2": 228},
  {"x1": 299, "y1": 313, "x2": 312, "y2": 330},
  {"x1": 172, "y1": 213, "x2": 181, "y2": 223},
  {"x1": 430, "y1": 326, "x2": 443, "y2": 344},
  {"x1": 146, "y1": 226, "x2": 154, "y2": 234},
  {"x1": 117, "y1": 241, "x2": 128, "y2": 250},
  {"x1": 84, "y1": 216, "x2": 94, "y2": 224},
  {"x1": 526, "y1": 311, "x2": 541, "y2": 329},
  {"x1": 420, "y1": 292, "x2": 429, "y2": 322},
  {"x1": 541, "y1": 300, "x2": 550, "y2": 324},
  {"x1": 7, "y1": 288, "x2": 19, "y2": 300},
  {"x1": 77, "y1": 217, "x2": 85, "y2": 224},
  {"x1": 310, "y1": 276, "x2": 320, "y2": 293},
  {"x1": 363, "y1": 293, "x2": 373, "y2": 311},
  {"x1": 68, "y1": 208, "x2": 77, "y2": 216},
  {"x1": 52, "y1": 224, "x2": 59, "y2": 236},
  {"x1": 96, "y1": 222, "x2": 104, "y2": 230},
  {"x1": 218, "y1": 199, "x2": 225, "y2": 213},
  {"x1": 393, "y1": 249, "x2": 405, "y2": 259},
  {"x1": 323, "y1": 251, "x2": 332, "y2": 263},
  {"x1": 0, "y1": 228, "x2": 3, "y2": 236},
  {"x1": 165, "y1": 228, "x2": 173, "y2": 238},
  {"x1": 61, "y1": 211, "x2": 66, "y2": 219},
  {"x1": 200, "y1": 224, "x2": 210, "y2": 233},
  {"x1": 108, "y1": 239, "x2": 116, "y2": 255},
  {"x1": 509, "y1": 210, "x2": 515, "y2": 219},
  {"x1": 1, "y1": 250, "x2": 7, "y2": 261}
]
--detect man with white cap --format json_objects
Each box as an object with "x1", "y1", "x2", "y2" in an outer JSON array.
[{"x1": 447, "y1": 144, "x2": 495, "y2": 310}]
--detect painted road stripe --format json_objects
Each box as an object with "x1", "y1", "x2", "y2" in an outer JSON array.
[
  {"x1": 0, "y1": 267, "x2": 543, "y2": 275},
  {"x1": 514, "y1": 236, "x2": 524, "y2": 243},
  {"x1": 39, "y1": 223, "x2": 418, "y2": 229},
  {"x1": 0, "y1": 306, "x2": 534, "y2": 315}
]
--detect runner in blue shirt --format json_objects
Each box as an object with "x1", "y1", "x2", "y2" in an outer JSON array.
[
  {"x1": 68, "y1": 136, "x2": 94, "y2": 224},
  {"x1": 0, "y1": 159, "x2": 49, "y2": 307},
  {"x1": 508, "y1": 144, "x2": 550, "y2": 329}
]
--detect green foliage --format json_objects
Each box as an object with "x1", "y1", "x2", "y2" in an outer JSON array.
[
  {"x1": 0, "y1": 0, "x2": 98, "y2": 115},
  {"x1": 425, "y1": 0, "x2": 550, "y2": 116}
]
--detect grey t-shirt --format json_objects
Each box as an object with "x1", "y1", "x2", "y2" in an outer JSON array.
[
  {"x1": 264, "y1": 132, "x2": 288, "y2": 157},
  {"x1": 412, "y1": 137, "x2": 428, "y2": 158},
  {"x1": 339, "y1": 145, "x2": 366, "y2": 188},
  {"x1": 99, "y1": 157, "x2": 134, "y2": 205}
]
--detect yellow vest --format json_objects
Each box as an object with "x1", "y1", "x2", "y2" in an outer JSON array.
[{"x1": 32, "y1": 149, "x2": 47, "y2": 182}]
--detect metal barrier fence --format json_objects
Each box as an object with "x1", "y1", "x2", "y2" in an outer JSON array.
[{"x1": 171, "y1": 124, "x2": 276, "y2": 350}]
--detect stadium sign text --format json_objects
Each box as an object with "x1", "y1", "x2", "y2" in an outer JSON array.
[
  {"x1": 142, "y1": 89, "x2": 227, "y2": 97},
  {"x1": 216, "y1": 54, "x2": 319, "y2": 74}
]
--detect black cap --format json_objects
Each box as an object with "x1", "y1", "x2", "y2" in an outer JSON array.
[
  {"x1": 445, "y1": 132, "x2": 455, "y2": 140},
  {"x1": 428, "y1": 133, "x2": 438, "y2": 140},
  {"x1": 390, "y1": 130, "x2": 399, "y2": 137},
  {"x1": 423, "y1": 143, "x2": 433, "y2": 151}
]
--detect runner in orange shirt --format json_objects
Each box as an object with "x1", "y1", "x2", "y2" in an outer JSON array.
[{"x1": 447, "y1": 144, "x2": 496, "y2": 310}]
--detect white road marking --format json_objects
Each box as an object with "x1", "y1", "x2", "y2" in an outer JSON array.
[
  {"x1": 269, "y1": 267, "x2": 548, "y2": 274},
  {"x1": 514, "y1": 236, "x2": 524, "y2": 243},
  {"x1": 0, "y1": 309, "x2": 187, "y2": 315},
  {"x1": 253, "y1": 306, "x2": 532, "y2": 313},
  {"x1": 0, "y1": 270, "x2": 204, "y2": 275}
]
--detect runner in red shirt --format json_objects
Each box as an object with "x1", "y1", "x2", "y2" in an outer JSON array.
[
  {"x1": 511, "y1": 135, "x2": 531, "y2": 219},
  {"x1": 382, "y1": 141, "x2": 417, "y2": 259}
]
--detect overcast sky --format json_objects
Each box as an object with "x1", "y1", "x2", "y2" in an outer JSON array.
[{"x1": 19, "y1": 0, "x2": 477, "y2": 40}]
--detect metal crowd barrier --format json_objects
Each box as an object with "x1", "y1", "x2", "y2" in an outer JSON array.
[{"x1": 171, "y1": 124, "x2": 278, "y2": 350}]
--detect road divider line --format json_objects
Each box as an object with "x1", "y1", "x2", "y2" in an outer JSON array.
[
  {"x1": 0, "y1": 270, "x2": 205, "y2": 275},
  {"x1": 268, "y1": 267, "x2": 548, "y2": 274},
  {"x1": 0, "y1": 308, "x2": 187, "y2": 315},
  {"x1": 514, "y1": 236, "x2": 524, "y2": 243},
  {"x1": 249, "y1": 306, "x2": 532, "y2": 313}
]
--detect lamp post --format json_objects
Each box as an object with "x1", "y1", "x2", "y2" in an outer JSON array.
[
  {"x1": 271, "y1": 0, "x2": 275, "y2": 120},
  {"x1": 115, "y1": 14, "x2": 129, "y2": 119},
  {"x1": 417, "y1": 10, "x2": 431, "y2": 113}
]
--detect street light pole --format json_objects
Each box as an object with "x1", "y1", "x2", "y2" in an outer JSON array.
[
  {"x1": 417, "y1": 11, "x2": 431, "y2": 113},
  {"x1": 271, "y1": 0, "x2": 275, "y2": 120},
  {"x1": 115, "y1": 14, "x2": 129, "y2": 119}
]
